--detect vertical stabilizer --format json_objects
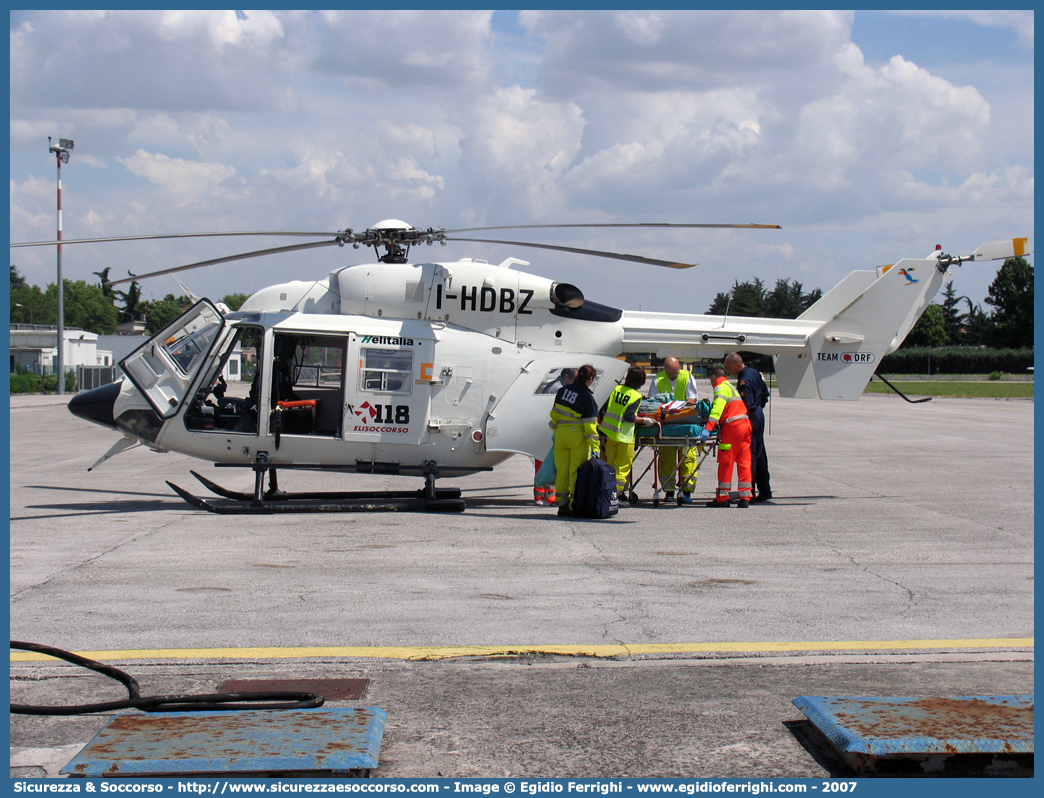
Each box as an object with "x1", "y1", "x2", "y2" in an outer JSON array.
[
  {"x1": 802, "y1": 239, "x2": 1028, "y2": 399},
  {"x1": 774, "y1": 270, "x2": 880, "y2": 398},
  {"x1": 808, "y1": 256, "x2": 947, "y2": 399}
]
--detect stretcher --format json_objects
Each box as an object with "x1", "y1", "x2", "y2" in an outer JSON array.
[
  {"x1": 637, "y1": 399, "x2": 708, "y2": 425},
  {"x1": 626, "y1": 419, "x2": 719, "y2": 506}
]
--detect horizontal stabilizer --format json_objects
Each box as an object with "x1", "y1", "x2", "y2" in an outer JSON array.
[{"x1": 970, "y1": 237, "x2": 1028, "y2": 262}]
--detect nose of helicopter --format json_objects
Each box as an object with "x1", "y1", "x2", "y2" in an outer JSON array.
[{"x1": 68, "y1": 381, "x2": 120, "y2": 429}]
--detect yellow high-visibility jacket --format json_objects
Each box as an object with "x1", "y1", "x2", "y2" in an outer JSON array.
[{"x1": 600, "y1": 385, "x2": 643, "y2": 444}]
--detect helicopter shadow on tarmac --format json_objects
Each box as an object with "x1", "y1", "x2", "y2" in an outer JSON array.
[
  {"x1": 19, "y1": 484, "x2": 184, "y2": 519},
  {"x1": 463, "y1": 494, "x2": 845, "y2": 515}
]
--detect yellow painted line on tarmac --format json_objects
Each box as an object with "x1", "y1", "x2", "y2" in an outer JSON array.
[{"x1": 10, "y1": 638, "x2": 1032, "y2": 663}]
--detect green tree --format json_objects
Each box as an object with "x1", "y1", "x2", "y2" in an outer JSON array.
[
  {"x1": 144, "y1": 293, "x2": 192, "y2": 334},
  {"x1": 961, "y1": 298, "x2": 992, "y2": 346},
  {"x1": 44, "y1": 280, "x2": 118, "y2": 334},
  {"x1": 902, "y1": 302, "x2": 948, "y2": 348},
  {"x1": 765, "y1": 278, "x2": 817, "y2": 319},
  {"x1": 92, "y1": 267, "x2": 117, "y2": 302},
  {"x1": 984, "y1": 257, "x2": 1033, "y2": 348},
  {"x1": 10, "y1": 283, "x2": 49, "y2": 325},
  {"x1": 707, "y1": 291, "x2": 731, "y2": 315},
  {"x1": 221, "y1": 292, "x2": 250, "y2": 311},
  {"x1": 11, "y1": 264, "x2": 27, "y2": 288},
  {"x1": 707, "y1": 277, "x2": 821, "y2": 318},
  {"x1": 938, "y1": 281, "x2": 967, "y2": 345},
  {"x1": 730, "y1": 277, "x2": 766, "y2": 317},
  {"x1": 116, "y1": 280, "x2": 144, "y2": 323},
  {"x1": 800, "y1": 287, "x2": 823, "y2": 312}
]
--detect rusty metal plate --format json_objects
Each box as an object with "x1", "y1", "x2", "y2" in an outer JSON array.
[
  {"x1": 793, "y1": 695, "x2": 1034, "y2": 756},
  {"x1": 216, "y1": 678, "x2": 370, "y2": 701},
  {"x1": 60, "y1": 707, "x2": 386, "y2": 777}
]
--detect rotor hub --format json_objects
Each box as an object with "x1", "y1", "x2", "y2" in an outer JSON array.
[{"x1": 339, "y1": 221, "x2": 448, "y2": 263}]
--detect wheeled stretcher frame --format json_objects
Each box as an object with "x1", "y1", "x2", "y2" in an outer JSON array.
[{"x1": 627, "y1": 420, "x2": 719, "y2": 506}]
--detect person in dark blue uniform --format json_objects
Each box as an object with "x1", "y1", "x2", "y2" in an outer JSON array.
[
  {"x1": 726, "y1": 353, "x2": 772, "y2": 502},
  {"x1": 549, "y1": 364, "x2": 601, "y2": 517}
]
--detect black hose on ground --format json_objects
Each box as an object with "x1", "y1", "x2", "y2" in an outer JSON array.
[{"x1": 10, "y1": 641, "x2": 324, "y2": 715}]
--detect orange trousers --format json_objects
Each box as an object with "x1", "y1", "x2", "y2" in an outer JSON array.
[{"x1": 715, "y1": 420, "x2": 753, "y2": 503}]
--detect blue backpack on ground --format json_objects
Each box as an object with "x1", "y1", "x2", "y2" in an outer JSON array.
[{"x1": 573, "y1": 457, "x2": 619, "y2": 519}]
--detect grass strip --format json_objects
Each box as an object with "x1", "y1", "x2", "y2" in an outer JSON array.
[{"x1": 863, "y1": 380, "x2": 1033, "y2": 399}]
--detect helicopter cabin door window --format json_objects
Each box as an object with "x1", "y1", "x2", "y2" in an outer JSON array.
[
  {"x1": 360, "y1": 348, "x2": 413, "y2": 395},
  {"x1": 269, "y1": 333, "x2": 347, "y2": 438},
  {"x1": 120, "y1": 300, "x2": 225, "y2": 419}
]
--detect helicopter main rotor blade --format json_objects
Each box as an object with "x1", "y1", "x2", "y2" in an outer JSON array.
[
  {"x1": 444, "y1": 222, "x2": 781, "y2": 234},
  {"x1": 12, "y1": 222, "x2": 780, "y2": 248},
  {"x1": 445, "y1": 237, "x2": 697, "y2": 269},
  {"x1": 11, "y1": 231, "x2": 344, "y2": 248},
  {"x1": 106, "y1": 239, "x2": 344, "y2": 286}
]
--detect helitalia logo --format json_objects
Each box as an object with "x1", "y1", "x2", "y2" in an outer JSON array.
[{"x1": 360, "y1": 335, "x2": 414, "y2": 346}]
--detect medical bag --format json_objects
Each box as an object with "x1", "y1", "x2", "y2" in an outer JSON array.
[{"x1": 572, "y1": 457, "x2": 619, "y2": 519}]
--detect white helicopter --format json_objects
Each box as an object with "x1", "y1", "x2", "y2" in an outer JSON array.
[{"x1": 13, "y1": 221, "x2": 1027, "y2": 513}]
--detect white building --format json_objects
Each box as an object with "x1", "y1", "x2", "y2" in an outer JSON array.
[
  {"x1": 12, "y1": 325, "x2": 241, "y2": 383},
  {"x1": 9, "y1": 325, "x2": 112, "y2": 374},
  {"x1": 98, "y1": 333, "x2": 243, "y2": 382}
]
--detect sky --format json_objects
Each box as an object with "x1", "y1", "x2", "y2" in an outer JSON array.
[{"x1": 9, "y1": 10, "x2": 1035, "y2": 316}]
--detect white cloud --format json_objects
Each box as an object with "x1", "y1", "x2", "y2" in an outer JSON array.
[
  {"x1": 11, "y1": 10, "x2": 297, "y2": 113},
  {"x1": 377, "y1": 122, "x2": 440, "y2": 161},
  {"x1": 614, "y1": 12, "x2": 667, "y2": 47},
  {"x1": 127, "y1": 113, "x2": 233, "y2": 155},
  {"x1": 790, "y1": 46, "x2": 992, "y2": 204},
  {"x1": 311, "y1": 10, "x2": 495, "y2": 90},
  {"x1": 559, "y1": 87, "x2": 766, "y2": 205},
  {"x1": 117, "y1": 150, "x2": 238, "y2": 208},
  {"x1": 892, "y1": 9, "x2": 1034, "y2": 49},
  {"x1": 958, "y1": 165, "x2": 1035, "y2": 206},
  {"x1": 156, "y1": 9, "x2": 285, "y2": 48},
  {"x1": 454, "y1": 86, "x2": 586, "y2": 219},
  {"x1": 7, "y1": 10, "x2": 1032, "y2": 311},
  {"x1": 10, "y1": 176, "x2": 57, "y2": 237},
  {"x1": 522, "y1": 10, "x2": 853, "y2": 95}
]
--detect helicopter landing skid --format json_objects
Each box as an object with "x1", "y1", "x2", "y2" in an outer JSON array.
[
  {"x1": 166, "y1": 465, "x2": 467, "y2": 514},
  {"x1": 188, "y1": 470, "x2": 463, "y2": 504}
]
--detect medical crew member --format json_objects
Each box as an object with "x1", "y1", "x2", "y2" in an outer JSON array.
[
  {"x1": 725, "y1": 352, "x2": 772, "y2": 502},
  {"x1": 550, "y1": 364, "x2": 600, "y2": 517},
  {"x1": 599, "y1": 365, "x2": 654, "y2": 501},
  {"x1": 648, "y1": 356, "x2": 699, "y2": 503},
  {"x1": 699, "y1": 366, "x2": 753, "y2": 508},
  {"x1": 535, "y1": 368, "x2": 576, "y2": 506}
]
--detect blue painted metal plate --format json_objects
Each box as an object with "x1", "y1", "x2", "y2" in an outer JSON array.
[
  {"x1": 793, "y1": 695, "x2": 1033, "y2": 756},
  {"x1": 60, "y1": 707, "x2": 387, "y2": 777}
]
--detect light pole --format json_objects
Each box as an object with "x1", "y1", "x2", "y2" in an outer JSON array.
[
  {"x1": 14, "y1": 303, "x2": 33, "y2": 326},
  {"x1": 49, "y1": 136, "x2": 73, "y2": 394}
]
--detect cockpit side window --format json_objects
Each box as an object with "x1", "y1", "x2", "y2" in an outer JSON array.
[
  {"x1": 162, "y1": 312, "x2": 222, "y2": 376},
  {"x1": 183, "y1": 325, "x2": 263, "y2": 434}
]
